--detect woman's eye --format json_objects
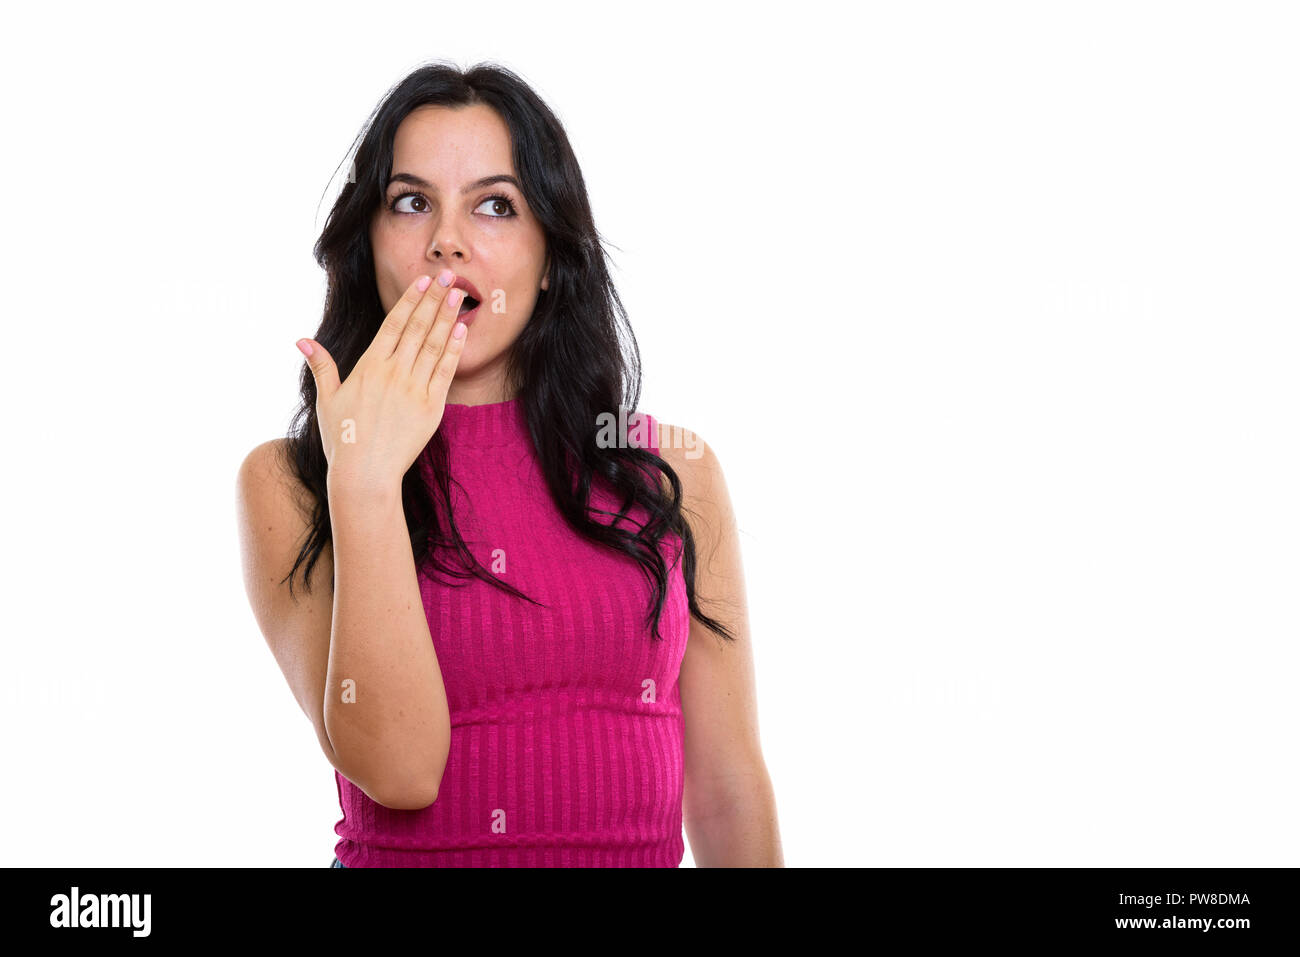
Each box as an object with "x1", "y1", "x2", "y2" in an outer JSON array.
[
  {"x1": 476, "y1": 197, "x2": 515, "y2": 217},
  {"x1": 392, "y1": 194, "x2": 427, "y2": 213},
  {"x1": 389, "y1": 194, "x2": 514, "y2": 216}
]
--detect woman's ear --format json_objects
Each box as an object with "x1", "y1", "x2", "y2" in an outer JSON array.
[{"x1": 541, "y1": 255, "x2": 550, "y2": 292}]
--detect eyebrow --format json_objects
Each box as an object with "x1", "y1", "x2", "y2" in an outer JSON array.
[{"x1": 386, "y1": 172, "x2": 522, "y2": 193}]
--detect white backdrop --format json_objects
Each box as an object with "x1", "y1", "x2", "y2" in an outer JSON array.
[{"x1": 1, "y1": 0, "x2": 1296, "y2": 867}]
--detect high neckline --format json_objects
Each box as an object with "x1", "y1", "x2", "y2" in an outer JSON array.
[{"x1": 436, "y1": 396, "x2": 529, "y2": 448}]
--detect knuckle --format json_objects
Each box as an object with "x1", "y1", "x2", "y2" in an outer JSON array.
[{"x1": 406, "y1": 313, "x2": 430, "y2": 338}]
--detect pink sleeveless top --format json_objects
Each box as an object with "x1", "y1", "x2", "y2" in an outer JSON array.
[{"x1": 332, "y1": 398, "x2": 690, "y2": 866}]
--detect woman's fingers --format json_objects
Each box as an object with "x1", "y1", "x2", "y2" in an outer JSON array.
[
  {"x1": 369, "y1": 274, "x2": 439, "y2": 361},
  {"x1": 394, "y1": 270, "x2": 455, "y2": 369},
  {"x1": 361, "y1": 268, "x2": 467, "y2": 403},
  {"x1": 427, "y1": 318, "x2": 468, "y2": 402},
  {"x1": 297, "y1": 338, "x2": 340, "y2": 403},
  {"x1": 411, "y1": 281, "x2": 466, "y2": 385}
]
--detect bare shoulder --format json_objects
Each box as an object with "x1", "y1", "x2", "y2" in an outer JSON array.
[
  {"x1": 235, "y1": 437, "x2": 326, "y2": 599},
  {"x1": 238, "y1": 437, "x2": 293, "y2": 487},
  {"x1": 651, "y1": 420, "x2": 733, "y2": 541},
  {"x1": 236, "y1": 437, "x2": 315, "y2": 526},
  {"x1": 655, "y1": 420, "x2": 720, "y2": 487}
]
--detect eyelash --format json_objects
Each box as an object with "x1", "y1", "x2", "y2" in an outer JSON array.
[{"x1": 387, "y1": 190, "x2": 519, "y2": 218}]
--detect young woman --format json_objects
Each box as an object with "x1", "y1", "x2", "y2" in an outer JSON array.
[{"x1": 235, "y1": 61, "x2": 781, "y2": 867}]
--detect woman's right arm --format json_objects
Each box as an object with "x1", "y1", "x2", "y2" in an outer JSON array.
[
  {"x1": 236, "y1": 441, "x2": 449, "y2": 810},
  {"x1": 236, "y1": 270, "x2": 472, "y2": 810}
]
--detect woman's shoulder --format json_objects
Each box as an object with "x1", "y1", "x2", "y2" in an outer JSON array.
[
  {"x1": 239, "y1": 437, "x2": 294, "y2": 487},
  {"x1": 637, "y1": 414, "x2": 721, "y2": 496},
  {"x1": 237, "y1": 437, "x2": 315, "y2": 520},
  {"x1": 641, "y1": 416, "x2": 735, "y2": 553},
  {"x1": 642, "y1": 416, "x2": 709, "y2": 467}
]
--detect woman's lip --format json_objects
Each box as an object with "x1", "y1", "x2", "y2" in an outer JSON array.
[{"x1": 457, "y1": 301, "x2": 481, "y2": 326}]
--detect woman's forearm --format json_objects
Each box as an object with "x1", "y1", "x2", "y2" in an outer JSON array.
[{"x1": 322, "y1": 476, "x2": 450, "y2": 809}]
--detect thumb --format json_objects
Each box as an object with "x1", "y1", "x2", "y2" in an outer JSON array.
[{"x1": 296, "y1": 339, "x2": 340, "y2": 400}]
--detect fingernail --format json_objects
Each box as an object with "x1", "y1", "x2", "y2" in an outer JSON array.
[
  {"x1": 296, "y1": 339, "x2": 314, "y2": 357},
  {"x1": 438, "y1": 269, "x2": 454, "y2": 287},
  {"x1": 416, "y1": 275, "x2": 432, "y2": 292},
  {"x1": 452, "y1": 321, "x2": 467, "y2": 340}
]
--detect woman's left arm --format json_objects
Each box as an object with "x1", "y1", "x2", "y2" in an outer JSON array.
[{"x1": 656, "y1": 422, "x2": 784, "y2": 867}]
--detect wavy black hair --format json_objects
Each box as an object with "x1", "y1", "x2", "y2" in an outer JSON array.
[{"x1": 279, "y1": 60, "x2": 735, "y2": 645}]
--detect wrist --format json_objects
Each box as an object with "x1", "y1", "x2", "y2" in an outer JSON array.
[{"x1": 326, "y1": 468, "x2": 403, "y2": 508}]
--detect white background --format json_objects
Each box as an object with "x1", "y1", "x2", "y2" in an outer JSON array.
[{"x1": 1, "y1": 0, "x2": 1296, "y2": 867}]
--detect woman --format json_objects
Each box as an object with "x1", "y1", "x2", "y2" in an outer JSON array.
[{"x1": 235, "y1": 61, "x2": 782, "y2": 867}]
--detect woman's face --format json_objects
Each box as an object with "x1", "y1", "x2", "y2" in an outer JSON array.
[{"x1": 369, "y1": 103, "x2": 549, "y2": 404}]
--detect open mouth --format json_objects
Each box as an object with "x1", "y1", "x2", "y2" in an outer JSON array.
[{"x1": 458, "y1": 295, "x2": 481, "y2": 322}]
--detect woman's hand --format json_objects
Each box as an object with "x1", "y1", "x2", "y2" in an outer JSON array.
[{"x1": 297, "y1": 269, "x2": 470, "y2": 496}]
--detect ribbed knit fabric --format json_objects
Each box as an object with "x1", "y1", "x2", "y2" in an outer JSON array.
[{"x1": 332, "y1": 397, "x2": 689, "y2": 866}]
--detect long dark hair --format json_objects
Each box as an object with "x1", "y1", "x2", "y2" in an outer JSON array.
[{"x1": 280, "y1": 60, "x2": 735, "y2": 645}]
